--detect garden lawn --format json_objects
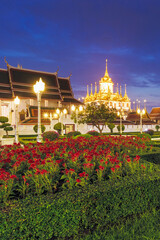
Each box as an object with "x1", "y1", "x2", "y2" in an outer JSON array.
[{"x1": 0, "y1": 135, "x2": 160, "y2": 239}]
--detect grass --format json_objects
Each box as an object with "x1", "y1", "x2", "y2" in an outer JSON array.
[{"x1": 71, "y1": 208, "x2": 160, "y2": 240}]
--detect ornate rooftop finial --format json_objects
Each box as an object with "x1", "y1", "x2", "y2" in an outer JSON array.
[
  {"x1": 91, "y1": 83, "x2": 93, "y2": 95},
  {"x1": 69, "y1": 72, "x2": 72, "y2": 79},
  {"x1": 4, "y1": 57, "x2": 9, "y2": 67},
  {"x1": 104, "y1": 59, "x2": 109, "y2": 77},
  {"x1": 56, "y1": 66, "x2": 59, "y2": 74}
]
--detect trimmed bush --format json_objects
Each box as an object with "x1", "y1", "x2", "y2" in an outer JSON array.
[
  {"x1": 0, "y1": 175, "x2": 159, "y2": 240},
  {"x1": 67, "y1": 131, "x2": 81, "y2": 137},
  {"x1": 33, "y1": 124, "x2": 46, "y2": 133},
  {"x1": 74, "y1": 134, "x2": 91, "y2": 139},
  {"x1": 137, "y1": 133, "x2": 151, "y2": 141},
  {"x1": 54, "y1": 122, "x2": 65, "y2": 134},
  {"x1": 145, "y1": 129, "x2": 154, "y2": 136},
  {"x1": 42, "y1": 131, "x2": 59, "y2": 141},
  {"x1": 0, "y1": 116, "x2": 13, "y2": 137},
  {"x1": 87, "y1": 130, "x2": 100, "y2": 136},
  {"x1": 117, "y1": 124, "x2": 125, "y2": 133}
]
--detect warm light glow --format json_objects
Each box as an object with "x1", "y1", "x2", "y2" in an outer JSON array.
[
  {"x1": 56, "y1": 108, "x2": 60, "y2": 114},
  {"x1": 71, "y1": 105, "x2": 75, "y2": 111},
  {"x1": 14, "y1": 96, "x2": 20, "y2": 105},
  {"x1": 117, "y1": 111, "x2": 120, "y2": 116},
  {"x1": 79, "y1": 105, "x2": 83, "y2": 111},
  {"x1": 54, "y1": 113, "x2": 58, "y2": 118},
  {"x1": 63, "y1": 109, "x2": 67, "y2": 114},
  {"x1": 44, "y1": 113, "x2": 48, "y2": 118},
  {"x1": 137, "y1": 109, "x2": 140, "y2": 114},
  {"x1": 142, "y1": 109, "x2": 145, "y2": 114},
  {"x1": 33, "y1": 78, "x2": 45, "y2": 93}
]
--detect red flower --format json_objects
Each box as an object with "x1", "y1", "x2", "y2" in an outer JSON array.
[
  {"x1": 69, "y1": 169, "x2": 75, "y2": 172},
  {"x1": 99, "y1": 165, "x2": 104, "y2": 171},
  {"x1": 76, "y1": 178, "x2": 81, "y2": 183},
  {"x1": 111, "y1": 167, "x2": 115, "y2": 172},
  {"x1": 115, "y1": 165, "x2": 120, "y2": 169},
  {"x1": 141, "y1": 164, "x2": 146, "y2": 169},
  {"x1": 10, "y1": 175, "x2": 17, "y2": 179}
]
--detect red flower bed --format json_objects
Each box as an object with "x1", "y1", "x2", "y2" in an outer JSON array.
[{"x1": 0, "y1": 135, "x2": 151, "y2": 202}]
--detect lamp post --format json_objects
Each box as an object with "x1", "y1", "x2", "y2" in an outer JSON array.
[
  {"x1": 14, "y1": 96, "x2": 20, "y2": 143},
  {"x1": 71, "y1": 105, "x2": 83, "y2": 131},
  {"x1": 117, "y1": 110, "x2": 126, "y2": 135},
  {"x1": 117, "y1": 111, "x2": 123, "y2": 134},
  {"x1": 56, "y1": 108, "x2": 67, "y2": 136},
  {"x1": 137, "y1": 108, "x2": 145, "y2": 134},
  {"x1": 33, "y1": 78, "x2": 45, "y2": 142}
]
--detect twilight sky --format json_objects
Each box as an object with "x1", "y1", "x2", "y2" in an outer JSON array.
[{"x1": 0, "y1": 0, "x2": 160, "y2": 112}]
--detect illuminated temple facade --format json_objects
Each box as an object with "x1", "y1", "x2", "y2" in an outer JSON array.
[{"x1": 84, "y1": 59, "x2": 131, "y2": 112}]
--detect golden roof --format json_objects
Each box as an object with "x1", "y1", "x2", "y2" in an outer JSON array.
[{"x1": 100, "y1": 59, "x2": 113, "y2": 84}]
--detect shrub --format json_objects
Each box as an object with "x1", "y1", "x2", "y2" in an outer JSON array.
[
  {"x1": 33, "y1": 124, "x2": 46, "y2": 133},
  {"x1": 107, "y1": 123, "x2": 115, "y2": 133},
  {"x1": 117, "y1": 124, "x2": 125, "y2": 133},
  {"x1": 67, "y1": 131, "x2": 81, "y2": 137},
  {"x1": 146, "y1": 129, "x2": 154, "y2": 136},
  {"x1": 87, "y1": 130, "x2": 100, "y2": 136},
  {"x1": 42, "y1": 131, "x2": 59, "y2": 141},
  {"x1": 54, "y1": 122, "x2": 65, "y2": 134},
  {"x1": 155, "y1": 125, "x2": 160, "y2": 132},
  {"x1": 74, "y1": 134, "x2": 91, "y2": 139},
  {"x1": 0, "y1": 116, "x2": 13, "y2": 137},
  {"x1": 137, "y1": 133, "x2": 151, "y2": 141},
  {"x1": 0, "y1": 175, "x2": 159, "y2": 239}
]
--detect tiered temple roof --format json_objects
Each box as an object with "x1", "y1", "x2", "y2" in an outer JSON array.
[
  {"x1": 150, "y1": 107, "x2": 160, "y2": 123},
  {"x1": 0, "y1": 63, "x2": 81, "y2": 104}
]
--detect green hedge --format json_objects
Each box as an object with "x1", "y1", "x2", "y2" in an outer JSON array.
[
  {"x1": 0, "y1": 174, "x2": 160, "y2": 240},
  {"x1": 140, "y1": 152, "x2": 160, "y2": 165}
]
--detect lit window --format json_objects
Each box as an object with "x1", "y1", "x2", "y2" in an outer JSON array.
[{"x1": 45, "y1": 100, "x2": 48, "y2": 107}]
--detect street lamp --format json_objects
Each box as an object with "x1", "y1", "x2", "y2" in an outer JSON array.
[
  {"x1": 14, "y1": 96, "x2": 20, "y2": 144},
  {"x1": 56, "y1": 108, "x2": 67, "y2": 136},
  {"x1": 137, "y1": 108, "x2": 145, "y2": 134},
  {"x1": 117, "y1": 110, "x2": 126, "y2": 135},
  {"x1": 33, "y1": 78, "x2": 45, "y2": 142},
  {"x1": 71, "y1": 105, "x2": 83, "y2": 131}
]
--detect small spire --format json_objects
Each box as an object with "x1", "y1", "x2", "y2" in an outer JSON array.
[
  {"x1": 90, "y1": 83, "x2": 93, "y2": 95},
  {"x1": 95, "y1": 82, "x2": 97, "y2": 94},
  {"x1": 87, "y1": 85, "x2": 89, "y2": 96},
  {"x1": 120, "y1": 85, "x2": 122, "y2": 96},
  {"x1": 104, "y1": 59, "x2": 109, "y2": 77},
  {"x1": 116, "y1": 83, "x2": 119, "y2": 93},
  {"x1": 124, "y1": 84, "x2": 127, "y2": 95}
]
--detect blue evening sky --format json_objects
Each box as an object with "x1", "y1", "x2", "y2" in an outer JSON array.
[{"x1": 0, "y1": 0, "x2": 160, "y2": 112}]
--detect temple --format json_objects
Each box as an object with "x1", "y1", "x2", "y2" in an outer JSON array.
[
  {"x1": 84, "y1": 59, "x2": 131, "y2": 112},
  {"x1": 0, "y1": 61, "x2": 82, "y2": 126}
]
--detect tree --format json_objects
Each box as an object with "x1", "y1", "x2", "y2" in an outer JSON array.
[
  {"x1": 0, "y1": 116, "x2": 13, "y2": 137},
  {"x1": 71, "y1": 103, "x2": 116, "y2": 134},
  {"x1": 155, "y1": 125, "x2": 160, "y2": 132},
  {"x1": 117, "y1": 124, "x2": 125, "y2": 133},
  {"x1": 54, "y1": 122, "x2": 65, "y2": 134},
  {"x1": 107, "y1": 123, "x2": 115, "y2": 133}
]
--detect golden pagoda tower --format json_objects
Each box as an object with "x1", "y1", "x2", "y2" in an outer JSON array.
[{"x1": 84, "y1": 59, "x2": 131, "y2": 112}]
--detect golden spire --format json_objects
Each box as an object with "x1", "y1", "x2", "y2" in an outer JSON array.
[
  {"x1": 87, "y1": 85, "x2": 89, "y2": 97},
  {"x1": 116, "y1": 83, "x2": 119, "y2": 93},
  {"x1": 85, "y1": 85, "x2": 90, "y2": 103},
  {"x1": 95, "y1": 82, "x2": 97, "y2": 93},
  {"x1": 120, "y1": 85, "x2": 122, "y2": 98},
  {"x1": 93, "y1": 82, "x2": 98, "y2": 100},
  {"x1": 104, "y1": 59, "x2": 109, "y2": 77},
  {"x1": 123, "y1": 84, "x2": 129, "y2": 101},
  {"x1": 90, "y1": 83, "x2": 93, "y2": 96}
]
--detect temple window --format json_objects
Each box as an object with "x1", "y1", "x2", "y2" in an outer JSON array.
[{"x1": 45, "y1": 100, "x2": 48, "y2": 107}]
